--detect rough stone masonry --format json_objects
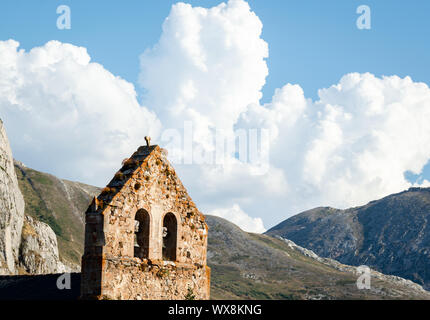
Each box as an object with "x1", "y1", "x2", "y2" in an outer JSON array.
[{"x1": 80, "y1": 143, "x2": 210, "y2": 300}]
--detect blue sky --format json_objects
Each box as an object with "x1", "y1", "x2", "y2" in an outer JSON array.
[{"x1": 1, "y1": 0, "x2": 430, "y2": 229}]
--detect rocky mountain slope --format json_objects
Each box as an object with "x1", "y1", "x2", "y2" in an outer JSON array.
[
  {"x1": 207, "y1": 215, "x2": 430, "y2": 300},
  {"x1": 0, "y1": 119, "x2": 66, "y2": 275},
  {"x1": 266, "y1": 188, "x2": 430, "y2": 290},
  {"x1": 14, "y1": 161, "x2": 100, "y2": 269}
]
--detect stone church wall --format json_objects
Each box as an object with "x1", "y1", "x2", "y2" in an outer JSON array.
[{"x1": 81, "y1": 145, "x2": 210, "y2": 300}]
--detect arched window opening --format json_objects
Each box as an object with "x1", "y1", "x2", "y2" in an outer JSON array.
[
  {"x1": 134, "y1": 209, "x2": 150, "y2": 259},
  {"x1": 162, "y1": 213, "x2": 177, "y2": 261}
]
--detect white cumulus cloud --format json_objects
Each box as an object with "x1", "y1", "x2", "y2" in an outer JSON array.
[
  {"x1": 240, "y1": 72, "x2": 430, "y2": 216},
  {"x1": 209, "y1": 204, "x2": 266, "y2": 233},
  {"x1": 0, "y1": 39, "x2": 161, "y2": 186},
  {"x1": 139, "y1": 0, "x2": 268, "y2": 149},
  {"x1": 138, "y1": 0, "x2": 276, "y2": 226}
]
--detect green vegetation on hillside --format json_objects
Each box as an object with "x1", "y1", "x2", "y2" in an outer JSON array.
[{"x1": 14, "y1": 163, "x2": 100, "y2": 267}]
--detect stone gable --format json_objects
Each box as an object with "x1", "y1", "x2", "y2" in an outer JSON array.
[{"x1": 80, "y1": 145, "x2": 210, "y2": 299}]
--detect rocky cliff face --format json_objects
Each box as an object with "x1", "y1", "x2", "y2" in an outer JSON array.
[
  {"x1": 266, "y1": 188, "x2": 430, "y2": 290},
  {"x1": 0, "y1": 120, "x2": 66, "y2": 275},
  {"x1": 0, "y1": 120, "x2": 25, "y2": 274},
  {"x1": 19, "y1": 215, "x2": 66, "y2": 274}
]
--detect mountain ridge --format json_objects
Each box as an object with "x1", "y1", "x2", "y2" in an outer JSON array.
[{"x1": 266, "y1": 187, "x2": 430, "y2": 290}]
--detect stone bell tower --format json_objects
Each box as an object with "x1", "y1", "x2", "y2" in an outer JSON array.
[{"x1": 80, "y1": 141, "x2": 210, "y2": 300}]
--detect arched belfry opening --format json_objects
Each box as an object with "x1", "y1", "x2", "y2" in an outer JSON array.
[
  {"x1": 134, "y1": 209, "x2": 150, "y2": 259},
  {"x1": 162, "y1": 212, "x2": 177, "y2": 261}
]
